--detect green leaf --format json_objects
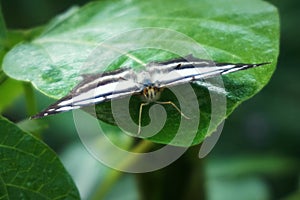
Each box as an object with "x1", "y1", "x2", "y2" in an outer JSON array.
[
  {"x1": 0, "y1": 116, "x2": 80, "y2": 199},
  {"x1": 2, "y1": 0, "x2": 279, "y2": 146}
]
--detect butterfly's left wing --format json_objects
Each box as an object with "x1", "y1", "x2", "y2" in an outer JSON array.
[
  {"x1": 149, "y1": 55, "x2": 269, "y2": 88},
  {"x1": 31, "y1": 68, "x2": 141, "y2": 119}
]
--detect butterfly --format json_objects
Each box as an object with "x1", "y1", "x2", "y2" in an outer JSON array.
[{"x1": 31, "y1": 55, "x2": 269, "y2": 134}]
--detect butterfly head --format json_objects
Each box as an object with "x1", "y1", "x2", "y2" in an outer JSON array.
[{"x1": 142, "y1": 85, "x2": 162, "y2": 102}]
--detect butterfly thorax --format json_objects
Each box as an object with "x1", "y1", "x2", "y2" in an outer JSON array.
[{"x1": 142, "y1": 85, "x2": 162, "y2": 102}]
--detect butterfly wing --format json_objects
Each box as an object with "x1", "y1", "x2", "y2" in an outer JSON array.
[
  {"x1": 31, "y1": 68, "x2": 141, "y2": 119},
  {"x1": 151, "y1": 55, "x2": 269, "y2": 88}
]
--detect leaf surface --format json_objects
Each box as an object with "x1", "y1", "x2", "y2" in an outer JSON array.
[
  {"x1": 0, "y1": 116, "x2": 80, "y2": 199},
  {"x1": 2, "y1": 0, "x2": 279, "y2": 146}
]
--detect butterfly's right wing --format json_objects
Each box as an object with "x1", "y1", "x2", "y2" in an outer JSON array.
[{"x1": 150, "y1": 55, "x2": 269, "y2": 88}]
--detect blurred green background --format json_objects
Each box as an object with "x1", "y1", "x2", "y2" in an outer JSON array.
[{"x1": 1, "y1": 0, "x2": 299, "y2": 199}]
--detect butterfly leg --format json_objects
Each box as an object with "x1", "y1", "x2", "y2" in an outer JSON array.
[
  {"x1": 156, "y1": 101, "x2": 190, "y2": 119},
  {"x1": 138, "y1": 102, "x2": 149, "y2": 135}
]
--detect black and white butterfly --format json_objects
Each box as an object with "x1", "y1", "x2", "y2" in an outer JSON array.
[{"x1": 31, "y1": 55, "x2": 269, "y2": 134}]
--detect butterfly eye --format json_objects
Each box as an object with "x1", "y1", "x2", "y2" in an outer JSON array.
[{"x1": 143, "y1": 88, "x2": 148, "y2": 95}]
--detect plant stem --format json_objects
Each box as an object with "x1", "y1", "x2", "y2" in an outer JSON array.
[
  {"x1": 136, "y1": 145, "x2": 206, "y2": 200},
  {"x1": 91, "y1": 140, "x2": 154, "y2": 200},
  {"x1": 23, "y1": 82, "x2": 37, "y2": 117},
  {"x1": 0, "y1": 71, "x2": 7, "y2": 85}
]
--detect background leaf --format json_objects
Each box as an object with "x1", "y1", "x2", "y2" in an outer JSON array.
[
  {"x1": 2, "y1": 0, "x2": 279, "y2": 146},
  {"x1": 0, "y1": 116, "x2": 80, "y2": 199},
  {"x1": 206, "y1": 155, "x2": 299, "y2": 200}
]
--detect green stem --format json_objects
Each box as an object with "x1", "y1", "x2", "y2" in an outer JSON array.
[
  {"x1": 23, "y1": 82, "x2": 37, "y2": 117},
  {"x1": 136, "y1": 145, "x2": 206, "y2": 200},
  {"x1": 91, "y1": 140, "x2": 154, "y2": 200},
  {"x1": 0, "y1": 71, "x2": 7, "y2": 85}
]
